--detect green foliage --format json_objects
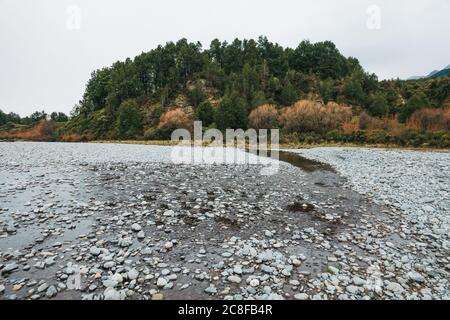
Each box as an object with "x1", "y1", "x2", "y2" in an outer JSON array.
[
  {"x1": 215, "y1": 91, "x2": 247, "y2": 130},
  {"x1": 0, "y1": 110, "x2": 22, "y2": 126},
  {"x1": 318, "y1": 79, "x2": 336, "y2": 104},
  {"x1": 50, "y1": 112, "x2": 69, "y2": 122},
  {"x1": 280, "y1": 77, "x2": 298, "y2": 106},
  {"x1": 289, "y1": 40, "x2": 351, "y2": 79},
  {"x1": 30, "y1": 111, "x2": 48, "y2": 123},
  {"x1": 249, "y1": 91, "x2": 267, "y2": 110},
  {"x1": 188, "y1": 85, "x2": 206, "y2": 108},
  {"x1": 23, "y1": 36, "x2": 445, "y2": 143},
  {"x1": 196, "y1": 101, "x2": 215, "y2": 127},
  {"x1": 342, "y1": 78, "x2": 366, "y2": 106},
  {"x1": 115, "y1": 100, "x2": 142, "y2": 139},
  {"x1": 367, "y1": 93, "x2": 389, "y2": 117},
  {"x1": 399, "y1": 92, "x2": 430, "y2": 123}
]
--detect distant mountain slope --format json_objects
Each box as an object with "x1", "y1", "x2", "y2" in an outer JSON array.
[
  {"x1": 408, "y1": 65, "x2": 450, "y2": 80},
  {"x1": 429, "y1": 68, "x2": 450, "y2": 79}
]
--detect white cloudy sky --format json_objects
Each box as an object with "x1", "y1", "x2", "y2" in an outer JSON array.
[{"x1": 1, "y1": 0, "x2": 449, "y2": 116}]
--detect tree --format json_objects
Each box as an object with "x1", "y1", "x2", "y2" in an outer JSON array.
[
  {"x1": 189, "y1": 85, "x2": 206, "y2": 108},
  {"x1": 280, "y1": 77, "x2": 298, "y2": 106},
  {"x1": 0, "y1": 110, "x2": 7, "y2": 126},
  {"x1": 249, "y1": 91, "x2": 267, "y2": 110},
  {"x1": 289, "y1": 40, "x2": 351, "y2": 79},
  {"x1": 399, "y1": 92, "x2": 430, "y2": 123},
  {"x1": 367, "y1": 93, "x2": 389, "y2": 117},
  {"x1": 215, "y1": 91, "x2": 247, "y2": 130},
  {"x1": 30, "y1": 111, "x2": 47, "y2": 123},
  {"x1": 342, "y1": 78, "x2": 366, "y2": 106},
  {"x1": 115, "y1": 100, "x2": 142, "y2": 139},
  {"x1": 196, "y1": 101, "x2": 215, "y2": 127},
  {"x1": 318, "y1": 79, "x2": 335, "y2": 104},
  {"x1": 50, "y1": 112, "x2": 69, "y2": 122}
]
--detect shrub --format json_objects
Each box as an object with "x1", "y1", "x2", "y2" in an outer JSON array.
[
  {"x1": 366, "y1": 93, "x2": 389, "y2": 117},
  {"x1": 158, "y1": 108, "x2": 192, "y2": 139},
  {"x1": 279, "y1": 100, "x2": 352, "y2": 134},
  {"x1": 248, "y1": 104, "x2": 278, "y2": 130},
  {"x1": 407, "y1": 108, "x2": 450, "y2": 132},
  {"x1": 14, "y1": 120, "x2": 56, "y2": 141},
  {"x1": 398, "y1": 92, "x2": 430, "y2": 123}
]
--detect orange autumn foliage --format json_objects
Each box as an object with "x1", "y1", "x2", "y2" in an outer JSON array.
[
  {"x1": 279, "y1": 100, "x2": 352, "y2": 133},
  {"x1": 407, "y1": 108, "x2": 450, "y2": 132},
  {"x1": 248, "y1": 104, "x2": 279, "y2": 130},
  {"x1": 158, "y1": 108, "x2": 193, "y2": 136},
  {"x1": 4, "y1": 120, "x2": 56, "y2": 141}
]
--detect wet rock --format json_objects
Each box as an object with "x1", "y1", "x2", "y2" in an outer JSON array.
[
  {"x1": 46, "y1": 285, "x2": 57, "y2": 298},
  {"x1": 1, "y1": 263, "x2": 19, "y2": 275}
]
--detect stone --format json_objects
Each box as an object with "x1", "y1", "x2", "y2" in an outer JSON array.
[
  {"x1": 346, "y1": 285, "x2": 359, "y2": 295},
  {"x1": 386, "y1": 282, "x2": 404, "y2": 293},
  {"x1": 157, "y1": 278, "x2": 168, "y2": 288},
  {"x1": 34, "y1": 261, "x2": 46, "y2": 269},
  {"x1": 131, "y1": 223, "x2": 142, "y2": 232},
  {"x1": 227, "y1": 275, "x2": 242, "y2": 284},
  {"x1": 46, "y1": 285, "x2": 57, "y2": 298},
  {"x1": 1, "y1": 263, "x2": 18, "y2": 275},
  {"x1": 37, "y1": 283, "x2": 49, "y2": 293},
  {"x1": 90, "y1": 247, "x2": 101, "y2": 256},
  {"x1": 294, "y1": 293, "x2": 308, "y2": 300},
  {"x1": 204, "y1": 285, "x2": 217, "y2": 294},
  {"x1": 104, "y1": 288, "x2": 123, "y2": 300},
  {"x1": 261, "y1": 265, "x2": 274, "y2": 274},
  {"x1": 163, "y1": 210, "x2": 175, "y2": 217},
  {"x1": 110, "y1": 273, "x2": 123, "y2": 284},
  {"x1": 152, "y1": 293, "x2": 164, "y2": 300},
  {"x1": 328, "y1": 266, "x2": 339, "y2": 274},
  {"x1": 292, "y1": 259, "x2": 302, "y2": 267},
  {"x1": 127, "y1": 269, "x2": 139, "y2": 280},
  {"x1": 249, "y1": 279, "x2": 260, "y2": 287},
  {"x1": 103, "y1": 279, "x2": 118, "y2": 288},
  {"x1": 103, "y1": 261, "x2": 116, "y2": 269},
  {"x1": 352, "y1": 277, "x2": 366, "y2": 286},
  {"x1": 164, "y1": 241, "x2": 174, "y2": 249},
  {"x1": 137, "y1": 231, "x2": 145, "y2": 239},
  {"x1": 408, "y1": 271, "x2": 425, "y2": 283}
]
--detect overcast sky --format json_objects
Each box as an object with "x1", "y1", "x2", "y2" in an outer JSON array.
[{"x1": 1, "y1": 0, "x2": 449, "y2": 116}]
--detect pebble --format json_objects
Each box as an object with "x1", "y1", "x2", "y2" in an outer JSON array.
[
  {"x1": 227, "y1": 276, "x2": 242, "y2": 284},
  {"x1": 157, "y1": 278, "x2": 168, "y2": 288}
]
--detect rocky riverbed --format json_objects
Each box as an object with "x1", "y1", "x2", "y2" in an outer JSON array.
[{"x1": 0, "y1": 143, "x2": 448, "y2": 300}]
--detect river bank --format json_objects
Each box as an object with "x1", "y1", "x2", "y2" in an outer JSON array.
[{"x1": 0, "y1": 143, "x2": 449, "y2": 300}]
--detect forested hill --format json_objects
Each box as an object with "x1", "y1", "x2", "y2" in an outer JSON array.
[{"x1": 1, "y1": 37, "x2": 449, "y2": 147}]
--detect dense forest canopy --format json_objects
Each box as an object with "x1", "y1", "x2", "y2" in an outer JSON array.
[{"x1": 1, "y1": 37, "x2": 449, "y2": 146}]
